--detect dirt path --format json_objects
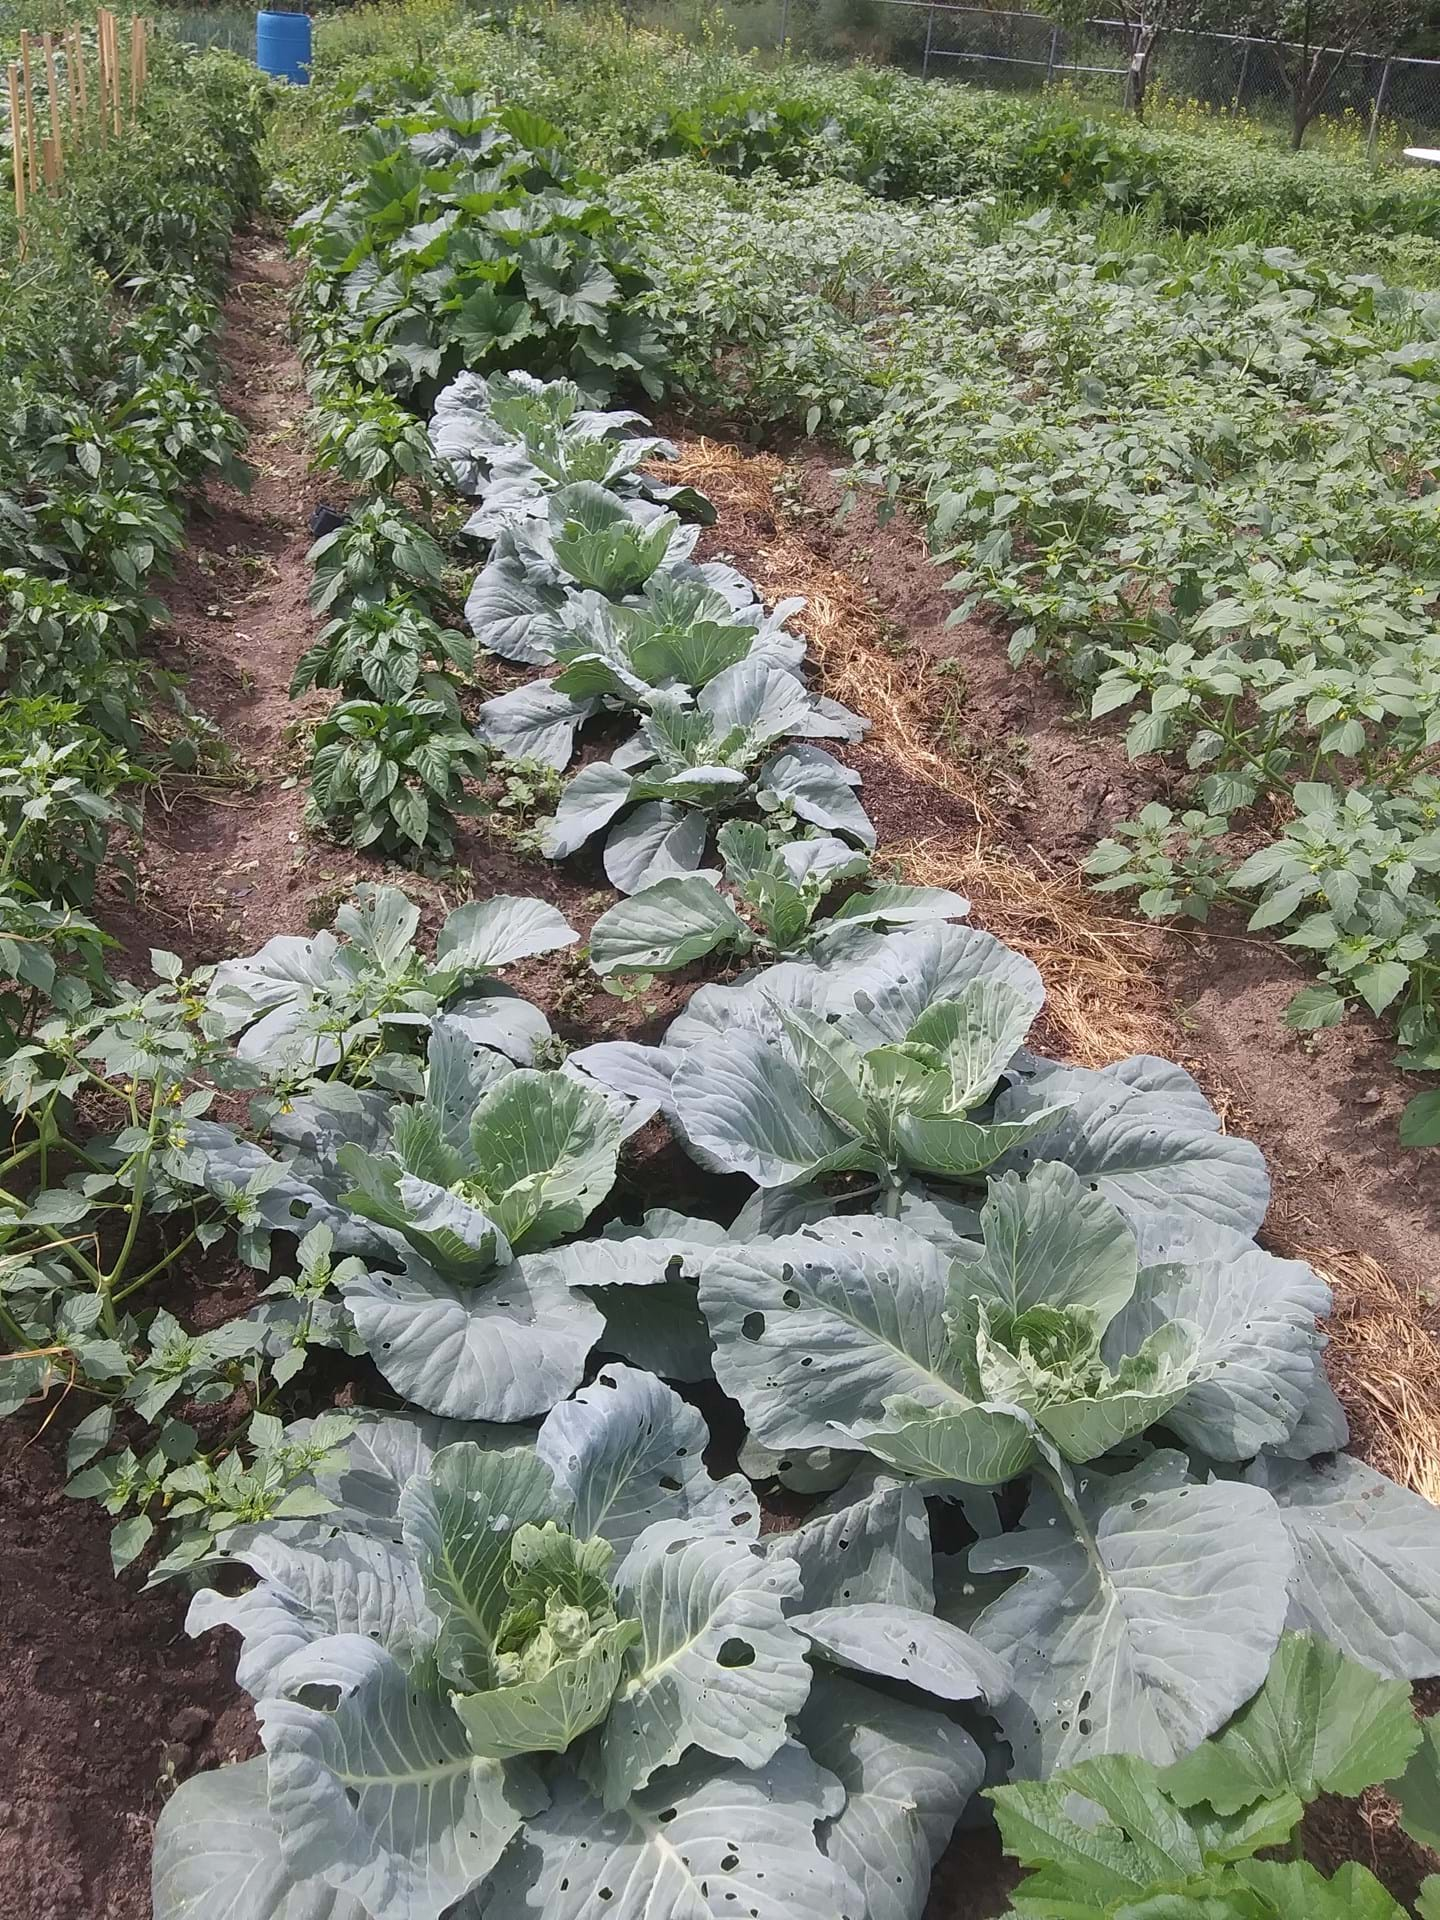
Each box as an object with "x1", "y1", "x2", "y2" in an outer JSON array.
[{"x1": 116, "y1": 222, "x2": 346, "y2": 969}]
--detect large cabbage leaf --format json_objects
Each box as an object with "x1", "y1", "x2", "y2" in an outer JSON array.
[{"x1": 966, "y1": 1450, "x2": 1293, "y2": 1773}]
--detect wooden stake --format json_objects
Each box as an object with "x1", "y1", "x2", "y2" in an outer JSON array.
[
  {"x1": 107, "y1": 11, "x2": 121, "y2": 134},
  {"x1": 128, "y1": 14, "x2": 140, "y2": 112},
  {"x1": 96, "y1": 11, "x2": 117, "y2": 139},
  {"x1": 18, "y1": 32, "x2": 38, "y2": 191},
  {"x1": 94, "y1": 14, "x2": 106, "y2": 138},
  {"x1": 41, "y1": 134, "x2": 58, "y2": 185},
  {"x1": 42, "y1": 34, "x2": 62, "y2": 174},
  {"x1": 7, "y1": 63, "x2": 25, "y2": 232},
  {"x1": 73, "y1": 26, "x2": 88, "y2": 127},
  {"x1": 63, "y1": 27, "x2": 76, "y2": 131}
]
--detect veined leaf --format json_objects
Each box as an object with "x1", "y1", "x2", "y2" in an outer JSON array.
[
  {"x1": 1248, "y1": 1455, "x2": 1440, "y2": 1680},
  {"x1": 536, "y1": 1363, "x2": 756, "y2": 1556},
  {"x1": 398, "y1": 1442, "x2": 558, "y2": 1685},
  {"x1": 593, "y1": 1527, "x2": 812, "y2": 1807},
  {"x1": 970, "y1": 1451, "x2": 1292, "y2": 1772},
  {"x1": 774, "y1": 1482, "x2": 935, "y2": 1613},
  {"x1": 340, "y1": 1256, "x2": 603, "y2": 1421},
  {"x1": 793, "y1": 1603, "x2": 1010, "y2": 1705},
  {"x1": 259, "y1": 1636, "x2": 541, "y2": 1920},
  {"x1": 588, "y1": 878, "x2": 751, "y2": 976},
  {"x1": 152, "y1": 1756, "x2": 369, "y2": 1920},
  {"x1": 800, "y1": 1673, "x2": 983, "y2": 1920},
  {"x1": 187, "y1": 1528, "x2": 435, "y2": 1700},
  {"x1": 1161, "y1": 1631, "x2": 1421, "y2": 1816},
  {"x1": 480, "y1": 1744, "x2": 860, "y2": 1920}
]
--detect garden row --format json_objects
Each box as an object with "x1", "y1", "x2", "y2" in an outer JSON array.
[
  {"x1": 379, "y1": 13, "x2": 1440, "y2": 1146},
  {"x1": 4, "y1": 42, "x2": 1440, "y2": 1920},
  {"x1": 300, "y1": 6, "x2": 1440, "y2": 254},
  {"x1": 0, "y1": 42, "x2": 263, "y2": 1016},
  {"x1": 130, "y1": 77, "x2": 1440, "y2": 1920}
]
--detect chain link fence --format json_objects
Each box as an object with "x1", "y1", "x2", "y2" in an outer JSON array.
[
  {"x1": 784, "y1": 2, "x2": 1440, "y2": 155},
  {"x1": 149, "y1": 0, "x2": 1440, "y2": 154}
]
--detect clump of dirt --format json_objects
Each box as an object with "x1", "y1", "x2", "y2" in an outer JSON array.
[{"x1": 0, "y1": 1406, "x2": 258, "y2": 1920}]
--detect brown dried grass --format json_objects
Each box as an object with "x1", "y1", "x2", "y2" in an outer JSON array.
[
  {"x1": 1279, "y1": 1241, "x2": 1440, "y2": 1503},
  {"x1": 892, "y1": 834, "x2": 1169, "y2": 1069},
  {"x1": 668, "y1": 439, "x2": 992, "y2": 819},
  {"x1": 670, "y1": 436, "x2": 1168, "y2": 1068}
]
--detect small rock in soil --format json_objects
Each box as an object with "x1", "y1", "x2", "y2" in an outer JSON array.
[{"x1": 166, "y1": 1705, "x2": 211, "y2": 1746}]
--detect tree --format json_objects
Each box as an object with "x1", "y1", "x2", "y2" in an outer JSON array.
[
  {"x1": 1226, "y1": 0, "x2": 1425, "y2": 148},
  {"x1": 1038, "y1": 0, "x2": 1198, "y2": 121}
]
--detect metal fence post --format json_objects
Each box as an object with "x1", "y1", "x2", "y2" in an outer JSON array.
[
  {"x1": 1231, "y1": 37, "x2": 1251, "y2": 115},
  {"x1": 922, "y1": 5, "x2": 935, "y2": 79},
  {"x1": 778, "y1": 0, "x2": 790, "y2": 53},
  {"x1": 1045, "y1": 23, "x2": 1059, "y2": 86},
  {"x1": 1367, "y1": 56, "x2": 1392, "y2": 162}
]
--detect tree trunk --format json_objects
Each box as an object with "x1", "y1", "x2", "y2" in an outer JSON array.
[
  {"x1": 1124, "y1": 23, "x2": 1161, "y2": 121},
  {"x1": 1290, "y1": 46, "x2": 1324, "y2": 149},
  {"x1": 1290, "y1": 86, "x2": 1307, "y2": 147}
]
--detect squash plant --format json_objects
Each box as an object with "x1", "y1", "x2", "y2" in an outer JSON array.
[
  {"x1": 992, "y1": 1631, "x2": 1440, "y2": 1918},
  {"x1": 294, "y1": 95, "x2": 665, "y2": 403}
]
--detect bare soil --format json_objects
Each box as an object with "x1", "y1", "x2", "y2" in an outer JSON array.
[{"x1": 3, "y1": 237, "x2": 1440, "y2": 1920}]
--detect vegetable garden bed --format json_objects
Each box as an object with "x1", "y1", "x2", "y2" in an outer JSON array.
[{"x1": 5, "y1": 25, "x2": 1440, "y2": 1920}]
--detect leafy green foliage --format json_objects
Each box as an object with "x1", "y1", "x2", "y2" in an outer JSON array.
[
  {"x1": 290, "y1": 593, "x2": 475, "y2": 704},
  {"x1": 0, "y1": 882, "x2": 579, "y2": 1574},
  {"x1": 310, "y1": 380, "x2": 442, "y2": 497},
  {"x1": 611, "y1": 143, "x2": 1440, "y2": 1132},
  {"x1": 0, "y1": 700, "x2": 146, "y2": 906},
  {"x1": 293, "y1": 90, "x2": 665, "y2": 403},
  {"x1": 307, "y1": 498, "x2": 447, "y2": 614},
  {"x1": 437, "y1": 12, "x2": 1440, "y2": 237},
  {"x1": 990, "y1": 1631, "x2": 1424, "y2": 1918},
  {"x1": 306, "y1": 696, "x2": 489, "y2": 860}
]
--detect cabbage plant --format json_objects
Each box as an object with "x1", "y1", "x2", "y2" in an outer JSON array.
[
  {"x1": 587, "y1": 819, "x2": 970, "y2": 976},
  {"x1": 205, "y1": 884, "x2": 579, "y2": 1102},
  {"x1": 153, "y1": 1369, "x2": 1007, "y2": 1920},
  {"x1": 431, "y1": 369, "x2": 662, "y2": 498},
  {"x1": 473, "y1": 575, "x2": 827, "y2": 770},
  {"x1": 190, "y1": 1001, "x2": 641, "y2": 1422},
  {"x1": 540, "y1": 659, "x2": 875, "y2": 893},
  {"x1": 465, "y1": 481, "x2": 759, "y2": 668},
  {"x1": 571, "y1": 921, "x2": 1440, "y2": 1774},
  {"x1": 575, "y1": 921, "x2": 1270, "y2": 1234},
  {"x1": 428, "y1": 369, "x2": 715, "y2": 539}
]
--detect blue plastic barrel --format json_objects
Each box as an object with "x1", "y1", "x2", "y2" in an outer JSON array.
[{"x1": 256, "y1": 10, "x2": 312, "y2": 84}]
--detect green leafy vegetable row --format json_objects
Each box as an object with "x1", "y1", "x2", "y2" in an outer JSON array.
[{"x1": 3, "y1": 48, "x2": 1437, "y2": 1920}]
